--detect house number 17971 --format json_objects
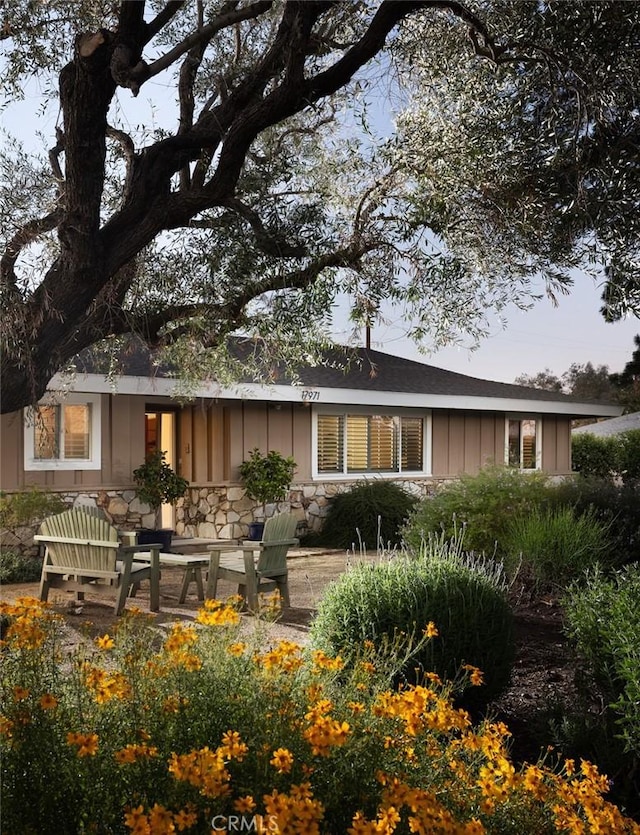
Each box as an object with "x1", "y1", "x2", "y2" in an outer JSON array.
[{"x1": 301, "y1": 390, "x2": 319, "y2": 401}]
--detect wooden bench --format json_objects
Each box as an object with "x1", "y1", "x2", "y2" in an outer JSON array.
[{"x1": 35, "y1": 509, "x2": 160, "y2": 616}]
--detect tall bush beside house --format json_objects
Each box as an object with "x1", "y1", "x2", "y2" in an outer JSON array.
[
  {"x1": 402, "y1": 466, "x2": 551, "y2": 559},
  {"x1": 317, "y1": 480, "x2": 418, "y2": 549},
  {"x1": 571, "y1": 433, "x2": 623, "y2": 479},
  {"x1": 310, "y1": 535, "x2": 515, "y2": 713},
  {"x1": 619, "y1": 429, "x2": 640, "y2": 481}
]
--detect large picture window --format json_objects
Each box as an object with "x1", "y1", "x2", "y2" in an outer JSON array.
[
  {"x1": 315, "y1": 409, "x2": 426, "y2": 476},
  {"x1": 24, "y1": 394, "x2": 102, "y2": 471},
  {"x1": 506, "y1": 417, "x2": 540, "y2": 470}
]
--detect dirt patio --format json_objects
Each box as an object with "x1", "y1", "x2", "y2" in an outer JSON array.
[{"x1": 0, "y1": 547, "x2": 357, "y2": 644}]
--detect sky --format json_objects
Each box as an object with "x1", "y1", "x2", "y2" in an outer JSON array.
[
  {"x1": 338, "y1": 276, "x2": 640, "y2": 385},
  {"x1": 3, "y1": 41, "x2": 639, "y2": 390}
]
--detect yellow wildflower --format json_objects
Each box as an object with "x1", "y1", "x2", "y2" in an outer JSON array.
[
  {"x1": 39, "y1": 693, "x2": 58, "y2": 710},
  {"x1": 270, "y1": 747, "x2": 294, "y2": 774},
  {"x1": 234, "y1": 796, "x2": 256, "y2": 813},
  {"x1": 67, "y1": 731, "x2": 99, "y2": 757},
  {"x1": 95, "y1": 633, "x2": 115, "y2": 650},
  {"x1": 423, "y1": 621, "x2": 439, "y2": 638},
  {"x1": 13, "y1": 686, "x2": 30, "y2": 701}
]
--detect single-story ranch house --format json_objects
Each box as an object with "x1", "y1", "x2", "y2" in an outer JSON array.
[{"x1": 0, "y1": 344, "x2": 621, "y2": 540}]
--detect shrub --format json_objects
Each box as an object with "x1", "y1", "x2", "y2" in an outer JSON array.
[
  {"x1": 620, "y1": 430, "x2": 640, "y2": 481},
  {"x1": 564, "y1": 565, "x2": 640, "y2": 758},
  {"x1": 549, "y1": 477, "x2": 640, "y2": 565},
  {"x1": 501, "y1": 506, "x2": 613, "y2": 592},
  {"x1": 2, "y1": 597, "x2": 637, "y2": 834},
  {"x1": 571, "y1": 433, "x2": 622, "y2": 479},
  {"x1": 0, "y1": 486, "x2": 66, "y2": 529},
  {"x1": 572, "y1": 430, "x2": 640, "y2": 482},
  {"x1": 0, "y1": 550, "x2": 42, "y2": 584},
  {"x1": 310, "y1": 535, "x2": 515, "y2": 712},
  {"x1": 318, "y1": 480, "x2": 418, "y2": 550},
  {"x1": 402, "y1": 466, "x2": 551, "y2": 559}
]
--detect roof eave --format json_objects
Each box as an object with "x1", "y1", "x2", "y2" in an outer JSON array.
[{"x1": 46, "y1": 373, "x2": 623, "y2": 418}]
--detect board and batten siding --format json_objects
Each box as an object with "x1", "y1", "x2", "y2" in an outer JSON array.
[
  {"x1": 430, "y1": 411, "x2": 573, "y2": 477},
  {"x1": 1, "y1": 394, "x2": 147, "y2": 491},
  {"x1": 1, "y1": 395, "x2": 574, "y2": 493}
]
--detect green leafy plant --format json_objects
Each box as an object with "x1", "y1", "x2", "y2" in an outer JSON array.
[
  {"x1": 310, "y1": 534, "x2": 515, "y2": 713},
  {"x1": 402, "y1": 466, "x2": 551, "y2": 559},
  {"x1": 571, "y1": 433, "x2": 623, "y2": 479},
  {"x1": 549, "y1": 477, "x2": 640, "y2": 565},
  {"x1": 0, "y1": 550, "x2": 42, "y2": 584},
  {"x1": 132, "y1": 451, "x2": 189, "y2": 527},
  {"x1": 239, "y1": 448, "x2": 296, "y2": 518},
  {"x1": 317, "y1": 480, "x2": 418, "y2": 550},
  {"x1": 564, "y1": 565, "x2": 640, "y2": 758},
  {"x1": 502, "y1": 506, "x2": 613, "y2": 592},
  {"x1": 561, "y1": 566, "x2": 640, "y2": 813},
  {"x1": 0, "y1": 487, "x2": 66, "y2": 529}
]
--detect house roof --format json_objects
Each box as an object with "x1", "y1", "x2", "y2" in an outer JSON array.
[
  {"x1": 573, "y1": 411, "x2": 640, "y2": 437},
  {"x1": 64, "y1": 340, "x2": 621, "y2": 419}
]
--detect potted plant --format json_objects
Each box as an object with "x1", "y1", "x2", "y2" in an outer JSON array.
[
  {"x1": 132, "y1": 450, "x2": 189, "y2": 551},
  {"x1": 239, "y1": 448, "x2": 296, "y2": 540}
]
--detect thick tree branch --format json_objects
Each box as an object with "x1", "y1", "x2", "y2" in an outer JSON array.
[
  {"x1": 123, "y1": 0, "x2": 273, "y2": 93},
  {"x1": 144, "y1": 0, "x2": 187, "y2": 42},
  {"x1": 0, "y1": 211, "x2": 62, "y2": 293}
]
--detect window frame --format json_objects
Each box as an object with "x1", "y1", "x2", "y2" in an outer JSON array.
[
  {"x1": 24, "y1": 393, "x2": 102, "y2": 471},
  {"x1": 312, "y1": 405, "x2": 431, "y2": 479},
  {"x1": 504, "y1": 415, "x2": 542, "y2": 471}
]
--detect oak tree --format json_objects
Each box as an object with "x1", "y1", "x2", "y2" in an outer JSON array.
[{"x1": 2, "y1": 1, "x2": 638, "y2": 414}]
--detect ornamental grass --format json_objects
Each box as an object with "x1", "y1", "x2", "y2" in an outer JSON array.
[{"x1": 1, "y1": 595, "x2": 639, "y2": 835}]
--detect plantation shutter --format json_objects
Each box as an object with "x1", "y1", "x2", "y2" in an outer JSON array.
[
  {"x1": 401, "y1": 417, "x2": 422, "y2": 470},
  {"x1": 369, "y1": 416, "x2": 396, "y2": 470},
  {"x1": 521, "y1": 419, "x2": 537, "y2": 469},
  {"x1": 347, "y1": 415, "x2": 369, "y2": 471},
  {"x1": 63, "y1": 404, "x2": 91, "y2": 460},
  {"x1": 317, "y1": 414, "x2": 344, "y2": 472}
]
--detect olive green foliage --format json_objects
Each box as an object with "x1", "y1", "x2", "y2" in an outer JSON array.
[
  {"x1": 0, "y1": 550, "x2": 42, "y2": 584},
  {"x1": 572, "y1": 429, "x2": 640, "y2": 481},
  {"x1": 502, "y1": 506, "x2": 613, "y2": 592},
  {"x1": 310, "y1": 535, "x2": 514, "y2": 712},
  {"x1": 562, "y1": 566, "x2": 640, "y2": 812},
  {"x1": 0, "y1": 486, "x2": 66, "y2": 529},
  {"x1": 402, "y1": 466, "x2": 551, "y2": 559},
  {"x1": 572, "y1": 433, "x2": 622, "y2": 478},
  {"x1": 132, "y1": 451, "x2": 189, "y2": 515},
  {"x1": 564, "y1": 566, "x2": 640, "y2": 758},
  {"x1": 549, "y1": 477, "x2": 640, "y2": 565},
  {"x1": 238, "y1": 448, "x2": 296, "y2": 508},
  {"x1": 317, "y1": 480, "x2": 418, "y2": 550}
]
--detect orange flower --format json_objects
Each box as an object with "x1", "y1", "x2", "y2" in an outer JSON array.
[
  {"x1": 95, "y1": 634, "x2": 115, "y2": 650},
  {"x1": 423, "y1": 621, "x2": 439, "y2": 638},
  {"x1": 270, "y1": 747, "x2": 294, "y2": 774},
  {"x1": 39, "y1": 693, "x2": 58, "y2": 710}
]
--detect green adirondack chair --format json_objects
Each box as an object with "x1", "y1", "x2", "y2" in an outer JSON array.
[
  {"x1": 34, "y1": 509, "x2": 160, "y2": 615},
  {"x1": 206, "y1": 513, "x2": 299, "y2": 610}
]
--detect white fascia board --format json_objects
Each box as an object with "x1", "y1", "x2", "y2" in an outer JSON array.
[{"x1": 49, "y1": 373, "x2": 622, "y2": 418}]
